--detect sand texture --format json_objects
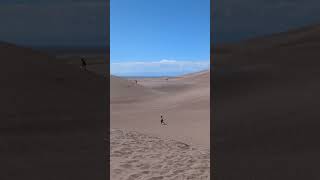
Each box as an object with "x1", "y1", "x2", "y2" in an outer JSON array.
[
  {"x1": 213, "y1": 23, "x2": 320, "y2": 179},
  {"x1": 110, "y1": 129, "x2": 209, "y2": 180},
  {"x1": 110, "y1": 69, "x2": 210, "y2": 179},
  {"x1": 0, "y1": 42, "x2": 107, "y2": 180}
]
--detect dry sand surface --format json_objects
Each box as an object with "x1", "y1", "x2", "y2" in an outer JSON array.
[
  {"x1": 213, "y1": 23, "x2": 320, "y2": 179},
  {"x1": 0, "y1": 42, "x2": 107, "y2": 180},
  {"x1": 110, "y1": 70, "x2": 210, "y2": 179},
  {"x1": 110, "y1": 129, "x2": 209, "y2": 180}
]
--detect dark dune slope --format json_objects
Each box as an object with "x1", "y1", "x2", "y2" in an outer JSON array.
[
  {"x1": 213, "y1": 24, "x2": 320, "y2": 179},
  {"x1": 215, "y1": 24, "x2": 320, "y2": 66},
  {"x1": 0, "y1": 42, "x2": 107, "y2": 180}
]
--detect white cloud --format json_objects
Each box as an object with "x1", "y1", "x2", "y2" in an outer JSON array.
[{"x1": 111, "y1": 59, "x2": 209, "y2": 77}]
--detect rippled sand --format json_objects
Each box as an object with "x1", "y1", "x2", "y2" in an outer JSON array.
[{"x1": 110, "y1": 129, "x2": 210, "y2": 180}]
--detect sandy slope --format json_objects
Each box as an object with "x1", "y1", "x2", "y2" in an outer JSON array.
[
  {"x1": 111, "y1": 71, "x2": 210, "y2": 146},
  {"x1": 0, "y1": 42, "x2": 107, "y2": 180},
  {"x1": 110, "y1": 70, "x2": 210, "y2": 179},
  {"x1": 213, "y1": 23, "x2": 320, "y2": 179},
  {"x1": 110, "y1": 75, "x2": 158, "y2": 103},
  {"x1": 110, "y1": 129, "x2": 209, "y2": 180}
]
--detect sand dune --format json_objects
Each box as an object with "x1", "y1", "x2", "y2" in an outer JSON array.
[
  {"x1": 215, "y1": 23, "x2": 320, "y2": 66},
  {"x1": 110, "y1": 70, "x2": 210, "y2": 179},
  {"x1": 111, "y1": 70, "x2": 210, "y2": 146},
  {"x1": 0, "y1": 41, "x2": 106, "y2": 180},
  {"x1": 110, "y1": 75, "x2": 157, "y2": 103},
  {"x1": 213, "y1": 23, "x2": 320, "y2": 179},
  {"x1": 110, "y1": 129, "x2": 209, "y2": 180}
]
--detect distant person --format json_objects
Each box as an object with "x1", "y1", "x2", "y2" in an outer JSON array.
[
  {"x1": 81, "y1": 58, "x2": 87, "y2": 71},
  {"x1": 135, "y1": 80, "x2": 138, "y2": 84},
  {"x1": 160, "y1": 115, "x2": 167, "y2": 125}
]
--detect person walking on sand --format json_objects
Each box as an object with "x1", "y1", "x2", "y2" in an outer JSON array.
[
  {"x1": 81, "y1": 58, "x2": 87, "y2": 71},
  {"x1": 160, "y1": 115, "x2": 167, "y2": 125}
]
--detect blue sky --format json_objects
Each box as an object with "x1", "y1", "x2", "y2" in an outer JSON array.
[
  {"x1": 2, "y1": 0, "x2": 320, "y2": 73},
  {"x1": 110, "y1": 0, "x2": 210, "y2": 77}
]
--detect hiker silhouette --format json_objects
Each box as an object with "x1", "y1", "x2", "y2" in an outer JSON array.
[
  {"x1": 160, "y1": 115, "x2": 167, "y2": 125},
  {"x1": 81, "y1": 58, "x2": 87, "y2": 71}
]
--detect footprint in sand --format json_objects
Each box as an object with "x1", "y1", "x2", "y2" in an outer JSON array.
[
  {"x1": 127, "y1": 173, "x2": 141, "y2": 180},
  {"x1": 147, "y1": 176, "x2": 164, "y2": 180}
]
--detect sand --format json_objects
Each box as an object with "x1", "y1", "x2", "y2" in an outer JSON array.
[
  {"x1": 0, "y1": 42, "x2": 107, "y2": 180},
  {"x1": 213, "y1": 23, "x2": 320, "y2": 179},
  {"x1": 110, "y1": 129, "x2": 209, "y2": 180},
  {"x1": 110, "y1": 70, "x2": 210, "y2": 179}
]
